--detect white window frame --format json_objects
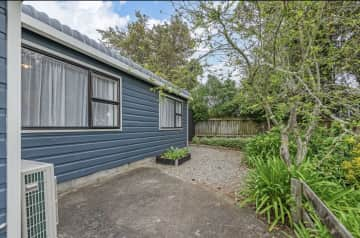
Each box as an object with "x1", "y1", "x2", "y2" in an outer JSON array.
[
  {"x1": 159, "y1": 93, "x2": 183, "y2": 131},
  {"x1": 21, "y1": 42, "x2": 123, "y2": 133}
]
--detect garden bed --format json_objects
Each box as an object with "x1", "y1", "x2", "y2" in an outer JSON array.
[{"x1": 156, "y1": 153, "x2": 191, "y2": 166}]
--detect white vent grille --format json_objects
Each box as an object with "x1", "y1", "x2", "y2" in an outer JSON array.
[
  {"x1": 24, "y1": 171, "x2": 47, "y2": 238},
  {"x1": 21, "y1": 160, "x2": 57, "y2": 238}
]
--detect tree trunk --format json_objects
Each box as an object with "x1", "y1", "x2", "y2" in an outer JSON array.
[
  {"x1": 280, "y1": 130, "x2": 291, "y2": 167},
  {"x1": 266, "y1": 116, "x2": 271, "y2": 130},
  {"x1": 295, "y1": 138, "x2": 308, "y2": 165}
]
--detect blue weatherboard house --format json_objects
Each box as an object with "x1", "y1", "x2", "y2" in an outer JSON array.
[{"x1": 0, "y1": 3, "x2": 190, "y2": 237}]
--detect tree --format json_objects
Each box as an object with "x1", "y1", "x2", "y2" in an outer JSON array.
[
  {"x1": 190, "y1": 75, "x2": 239, "y2": 121},
  {"x1": 177, "y1": 1, "x2": 360, "y2": 166},
  {"x1": 98, "y1": 12, "x2": 202, "y2": 90}
]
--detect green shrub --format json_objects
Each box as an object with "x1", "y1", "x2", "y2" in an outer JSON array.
[
  {"x1": 241, "y1": 156, "x2": 293, "y2": 231},
  {"x1": 242, "y1": 124, "x2": 360, "y2": 237},
  {"x1": 192, "y1": 136, "x2": 248, "y2": 150},
  {"x1": 298, "y1": 162, "x2": 360, "y2": 238},
  {"x1": 245, "y1": 128, "x2": 297, "y2": 167},
  {"x1": 192, "y1": 136, "x2": 200, "y2": 144},
  {"x1": 162, "y1": 146, "x2": 189, "y2": 160},
  {"x1": 245, "y1": 125, "x2": 357, "y2": 183}
]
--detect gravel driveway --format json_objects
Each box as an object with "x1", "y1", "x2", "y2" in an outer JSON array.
[{"x1": 152, "y1": 145, "x2": 248, "y2": 200}]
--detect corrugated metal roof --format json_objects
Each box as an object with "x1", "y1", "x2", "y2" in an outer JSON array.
[{"x1": 21, "y1": 4, "x2": 190, "y2": 98}]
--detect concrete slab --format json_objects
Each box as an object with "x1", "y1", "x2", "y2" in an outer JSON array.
[{"x1": 58, "y1": 167, "x2": 277, "y2": 238}]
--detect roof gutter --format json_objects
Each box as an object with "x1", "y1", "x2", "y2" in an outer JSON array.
[{"x1": 21, "y1": 13, "x2": 191, "y2": 99}]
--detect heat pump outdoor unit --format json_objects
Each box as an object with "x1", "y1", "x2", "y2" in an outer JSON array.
[{"x1": 21, "y1": 160, "x2": 58, "y2": 238}]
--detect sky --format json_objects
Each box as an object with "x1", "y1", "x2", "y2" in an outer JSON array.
[
  {"x1": 24, "y1": 1, "x2": 235, "y2": 83},
  {"x1": 24, "y1": 1, "x2": 174, "y2": 40}
]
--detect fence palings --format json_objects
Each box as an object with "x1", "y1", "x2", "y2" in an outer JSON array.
[
  {"x1": 291, "y1": 178, "x2": 353, "y2": 238},
  {"x1": 195, "y1": 119, "x2": 265, "y2": 137}
]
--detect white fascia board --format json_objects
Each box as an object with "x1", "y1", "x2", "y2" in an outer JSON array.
[{"x1": 21, "y1": 13, "x2": 190, "y2": 99}]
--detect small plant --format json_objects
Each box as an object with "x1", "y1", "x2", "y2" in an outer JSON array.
[
  {"x1": 161, "y1": 146, "x2": 189, "y2": 160},
  {"x1": 241, "y1": 156, "x2": 293, "y2": 231},
  {"x1": 293, "y1": 211, "x2": 331, "y2": 238},
  {"x1": 342, "y1": 141, "x2": 360, "y2": 187},
  {"x1": 342, "y1": 157, "x2": 360, "y2": 186}
]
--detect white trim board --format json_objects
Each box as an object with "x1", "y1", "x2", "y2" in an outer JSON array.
[
  {"x1": 22, "y1": 40, "x2": 122, "y2": 81},
  {"x1": 21, "y1": 13, "x2": 190, "y2": 100},
  {"x1": 22, "y1": 129, "x2": 123, "y2": 134},
  {"x1": 7, "y1": 2, "x2": 22, "y2": 238}
]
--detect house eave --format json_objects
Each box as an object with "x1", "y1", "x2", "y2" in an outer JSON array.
[{"x1": 21, "y1": 13, "x2": 191, "y2": 100}]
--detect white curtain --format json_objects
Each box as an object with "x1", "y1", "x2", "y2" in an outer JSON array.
[
  {"x1": 92, "y1": 74, "x2": 118, "y2": 127},
  {"x1": 92, "y1": 102, "x2": 117, "y2": 127},
  {"x1": 92, "y1": 74, "x2": 118, "y2": 101},
  {"x1": 21, "y1": 48, "x2": 88, "y2": 127},
  {"x1": 160, "y1": 96, "x2": 175, "y2": 128}
]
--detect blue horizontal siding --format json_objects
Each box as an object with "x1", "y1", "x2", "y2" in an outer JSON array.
[
  {"x1": 0, "y1": 3, "x2": 5, "y2": 237},
  {"x1": 21, "y1": 29, "x2": 188, "y2": 183}
]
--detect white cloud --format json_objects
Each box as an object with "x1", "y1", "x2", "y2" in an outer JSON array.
[{"x1": 24, "y1": 1, "x2": 130, "y2": 41}]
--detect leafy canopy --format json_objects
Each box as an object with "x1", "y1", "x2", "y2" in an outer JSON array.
[
  {"x1": 98, "y1": 11, "x2": 202, "y2": 90},
  {"x1": 177, "y1": 1, "x2": 360, "y2": 165},
  {"x1": 190, "y1": 74, "x2": 239, "y2": 122}
]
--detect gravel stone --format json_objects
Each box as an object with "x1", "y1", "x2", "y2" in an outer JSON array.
[{"x1": 152, "y1": 145, "x2": 248, "y2": 198}]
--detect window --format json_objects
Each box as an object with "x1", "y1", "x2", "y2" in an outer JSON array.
[
  {"x1": 21, "y1": 47, "x2": 121, "y2": 129},
  {"x1": 159, "y1": 95, "x2": 182, "y2": 129},
  {"x1": 91, "y1": 74, "x2": 120, "y2": 128}
]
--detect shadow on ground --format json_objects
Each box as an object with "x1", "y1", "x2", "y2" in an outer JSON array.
[{"x1": 58, "y1": 167, "x2": 277, "y2": 238}]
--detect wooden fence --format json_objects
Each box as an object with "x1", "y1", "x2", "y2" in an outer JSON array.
[
  {"x1": 195, "y1": 118, "x2": 266, "y2": 137},
  {"x1": 291, "y1": 179, "x2": 353, "y2": 238}
]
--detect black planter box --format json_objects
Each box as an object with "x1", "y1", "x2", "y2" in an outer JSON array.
[{"x1": 156, "y1": 153, "x2": 191, "y2": 166}]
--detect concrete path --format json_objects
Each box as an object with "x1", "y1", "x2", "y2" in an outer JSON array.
[{"x1": 58, "y1": 146, "x2": 278, "y2": 238}]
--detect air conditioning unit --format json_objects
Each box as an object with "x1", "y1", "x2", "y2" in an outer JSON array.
[{"x1": 21, "y1": 160, "x2": 58, "y2": 238}]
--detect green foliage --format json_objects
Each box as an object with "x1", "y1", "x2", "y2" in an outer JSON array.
[
  {"x1": 161, "y1": 146, "x2": 189, "y2": 160},
  {"x1": 231, "y1": 90, "x2": 268, "y2": 122},
  {"x1": 190, "y1": 75, "x2": 240, "y2": 122},
  {"x1": 190, "y1": 85, "x2": 210, "y2": 122},
  {"x1": 299, "y1": 161, "x2": 360, "y2": 238},
  {"x1": 293, "y1": 211, "x2": 331, "y2": 238},
  {"x1": 242, "y1": 126, "x2": 360, "y2": 237},
  {"x1": 245, "y1": 127, "x2": 297, "y2": 167},
  {"x1": 192, "y1": 136, "x2": 247, "y2": 150},
  {"x1": 178, "y1": 1, "x2": 360, "y2": 166},
  {"x1": 342, "y1": 156, "x2": 360, "y2": 187},
  {"x1": 98, "y1": 12, "x2": 202, "y2": 91},
  {"x1": 241, "y1": 156, "x2": 293, "y2": 231}
]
